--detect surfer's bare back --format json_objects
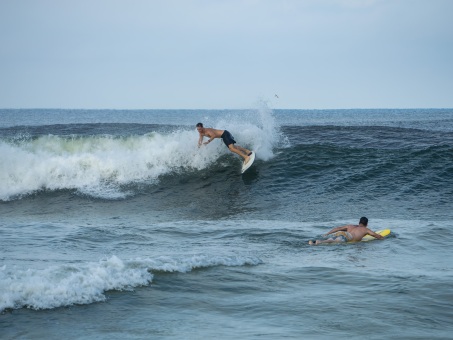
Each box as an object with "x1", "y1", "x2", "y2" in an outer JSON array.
[{"x1": 196, "y1": 123, "x2": 252, "y2": 164}]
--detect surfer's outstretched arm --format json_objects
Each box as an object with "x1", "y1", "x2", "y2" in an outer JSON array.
[{"x1": 366, "y1": 229, "x2": 384, "y2": 239}]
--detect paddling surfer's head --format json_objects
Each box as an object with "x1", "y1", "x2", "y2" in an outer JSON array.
[
  {"x1": 359, "y1": 217, "x2": 368, "y2": 226},
  {"x1": 196, "y1": 122, "x2": 203, "y2": 132}
]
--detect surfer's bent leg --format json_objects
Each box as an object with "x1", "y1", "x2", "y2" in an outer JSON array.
[
  {"x1": 222, "y1": 131, "x2": 250, "y2": 162},
  {"x1": 228, "y1": 144, "x2": 248, "y2": 161},
  {"x1": 235, "y1": 145, "x2": 251, "y2": 157}
]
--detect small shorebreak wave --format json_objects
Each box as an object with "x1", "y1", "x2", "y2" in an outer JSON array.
[{"x1": 0, "y1": 254, "x2": 262, "y2": 312}]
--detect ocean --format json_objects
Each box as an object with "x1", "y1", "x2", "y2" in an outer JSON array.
[{"x1": 1, "y1": 107, "x2": 453, "y2": 339}]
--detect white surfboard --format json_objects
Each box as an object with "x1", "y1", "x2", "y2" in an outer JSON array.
[{"x1": 241, "y1": 151, "x2": 255, "y2": 174}]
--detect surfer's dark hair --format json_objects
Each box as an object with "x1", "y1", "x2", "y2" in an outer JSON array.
[
  {"x1": 359, "y1": 217, "x2": 368, "y2": 226},
  {"x1": 196, "y1": 123, "x2": 203, "y2": 127}
]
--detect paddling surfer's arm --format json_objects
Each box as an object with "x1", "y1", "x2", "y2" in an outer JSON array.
[{"x1": 366, "y1": 228, "x2": 384, "y2": 240}]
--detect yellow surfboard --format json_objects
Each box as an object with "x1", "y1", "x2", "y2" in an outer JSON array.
[{"x1": 361, "y1": 229, "x2": 391, "y2": 242}]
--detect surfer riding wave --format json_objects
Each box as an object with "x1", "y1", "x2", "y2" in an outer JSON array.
[{"x1": 196, "y1": 123, "x2": 253, "y2": 165}]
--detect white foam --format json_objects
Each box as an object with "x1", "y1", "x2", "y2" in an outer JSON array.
[
  {"x1": 0, "y1": 254, "x2": 261, "y2": 312},
  {"x1": 213, "y1": 101, "x2": 285, "y2": 161},
  {"x1": 136, "y1": 254, "x2": 262, "y2": 273},
  {"x1": 0, "y1": 256, "x2": 152, "y2": 312},
  {"x1": 0, "y1": 131, "x2": 210, "y2": 200}
]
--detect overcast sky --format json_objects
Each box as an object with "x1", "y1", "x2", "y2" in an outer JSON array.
[{"x1": 1, "y1": 0, "x2": 452, "y2": 109}]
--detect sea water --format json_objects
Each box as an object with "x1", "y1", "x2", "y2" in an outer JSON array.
[{"x1": 1, "y1": 107, "x2": 453, "y2": 339}]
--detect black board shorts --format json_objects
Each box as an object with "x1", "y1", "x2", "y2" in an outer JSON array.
[{"x1": 221, "y1": 130, "x2": 236, "y2": 147}]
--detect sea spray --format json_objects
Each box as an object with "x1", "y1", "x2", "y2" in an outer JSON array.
[{"x1": 204, "y1": 101, "x2": 284, "y2": 161}]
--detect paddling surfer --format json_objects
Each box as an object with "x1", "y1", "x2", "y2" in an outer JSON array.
[
  {"x1": 308, "y1": 217, "x2": 384, "y2": 245},
  {"x1": 196, "y1": 123, "x2": 253, "y2": 164}
]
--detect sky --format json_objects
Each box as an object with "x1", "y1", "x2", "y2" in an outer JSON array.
[{"x1": 0, "y1": 0, "x2": 452, "y2": 109}]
